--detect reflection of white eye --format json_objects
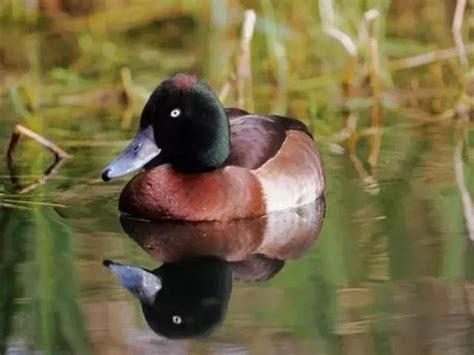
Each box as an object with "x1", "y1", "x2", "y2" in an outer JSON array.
[
  {"x1": 172, "y1": 315, "x2": 182, "y2": 324},
  {"x1": 170, "y1": 108, "x2": 181, "y2": 118}
]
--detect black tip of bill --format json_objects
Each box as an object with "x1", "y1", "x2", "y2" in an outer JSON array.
[
  {"x1": 101, "y1": 169, "x2": 111, "y2": 182},
  {"x1": 103, "y1": 259, "x2": 116, "y2": 267}
]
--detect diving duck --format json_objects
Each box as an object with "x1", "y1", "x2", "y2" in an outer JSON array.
[{"x1": 102, "y1": 74, "x2": 325, "y2": 221}]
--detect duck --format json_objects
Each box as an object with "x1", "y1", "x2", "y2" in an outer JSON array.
[{"x1": 101, "y1": 73, "x2": 325, "y2": 221}]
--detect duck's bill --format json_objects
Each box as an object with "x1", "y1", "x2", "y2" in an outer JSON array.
[{"x1": 102, "y1": 125, "x2": 161, "y2": 181}]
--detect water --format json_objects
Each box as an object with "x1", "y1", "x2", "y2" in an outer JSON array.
[{"x1": 1, "y1": 1, "x2": 474, "y2": 354}]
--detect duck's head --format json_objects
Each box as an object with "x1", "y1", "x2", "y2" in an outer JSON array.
[
  {"x1": 102, "y1": 74, "x2": 229, "y2": 181},
  {"x1": 104, "y1": 258, "x2": 232, "y2": 339}
]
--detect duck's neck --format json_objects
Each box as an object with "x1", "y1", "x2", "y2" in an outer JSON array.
[{"x1": 171, "y1": 114, "x2": 230, "y2": 174}]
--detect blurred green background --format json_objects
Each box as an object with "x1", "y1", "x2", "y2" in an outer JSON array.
[{"x1": 1, "y1": 0, "x2": 474, "y2": 354}]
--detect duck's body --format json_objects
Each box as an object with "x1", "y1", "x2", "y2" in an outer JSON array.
[
  {"x1": 120, "y1": 110, "x2": 325, "y2": 221},
  {"x1": 103, "y1": 74, "x2": 325, "y2": 221}
]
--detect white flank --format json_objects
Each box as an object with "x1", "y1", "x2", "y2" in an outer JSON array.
[{"x1": 252, "y1": 131, "x2": 325, "y2": 213}]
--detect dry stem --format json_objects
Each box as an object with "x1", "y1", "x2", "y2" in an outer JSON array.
[
  {"x1": 219, "y1": 9, "x2": 256, "y2": 110},
  {"x1": 454, "y1": 134, "x2": 474, "y2": 242},
  {"x1": 219, "y1": 72, "x2": 235, "y2": 102},
  {"x1": 452, "y1": 0, "x2": 468, "y2": 67},
  {"x1": 8, "y1": 124, "x2": 69, "y2": 159},
  {"x1": 120, "y1": 67, "x2": 134, "y2": 129},
  {"x1": 365, "y1": 10, "x2": 383, "y2": 173},
  {"x1": 7, "y1": 124, "x2": 70, "y2": 194},
  {"x1": 235, "y1": 9, "x2": 256, "y2": 109},
  {"x1": 320, "y1": 0, "x2": 358, "y2": 94},
  {"x1": 347, "y1": 119, "x2": 380, "y2": 195},
  {"x1": 390, "y1": 44, "x2": 474, "y2": 71}
]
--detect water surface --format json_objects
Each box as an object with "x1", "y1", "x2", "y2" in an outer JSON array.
[{"x1": 1, "y1": 1, "x2": 474, "y2": 354}]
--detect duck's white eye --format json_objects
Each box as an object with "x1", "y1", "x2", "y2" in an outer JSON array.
[
  {"x1": 170, "y1": 108, "x2": 181, "y2": 118},
  {"x1": 172, "y1": 315, "x2": 182, "y2": 324}
]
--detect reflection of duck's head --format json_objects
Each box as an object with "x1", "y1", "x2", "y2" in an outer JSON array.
[
  {"x1": 120, "y1": 198, "x2": 326, "y2": 263},
  {"x1": 104, "y1": 258, "x2": 232, "y2": 339}
]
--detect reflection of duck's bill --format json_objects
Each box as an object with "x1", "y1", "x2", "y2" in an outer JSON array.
[
  {"x1": 102, "y1": 125, "x2": 161, "y2": 181},
  {"x1": 103, "y1": 259, "x2": 161, "y2": 305}
]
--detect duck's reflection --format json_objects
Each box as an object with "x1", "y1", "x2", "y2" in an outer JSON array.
[
  {"x1": 121, "y1": 197, "x2": 325, "y2": 262},
  {"x1": 104, "y1": 258, "x2": 232, "y2": 339},
  {"x1": 105, "y1": 198, "x2": 325, "y2": 339}
]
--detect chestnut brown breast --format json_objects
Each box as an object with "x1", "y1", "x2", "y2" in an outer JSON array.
[{"x1": 119, "y1": 164, "x2": 265, "y2": 221}]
